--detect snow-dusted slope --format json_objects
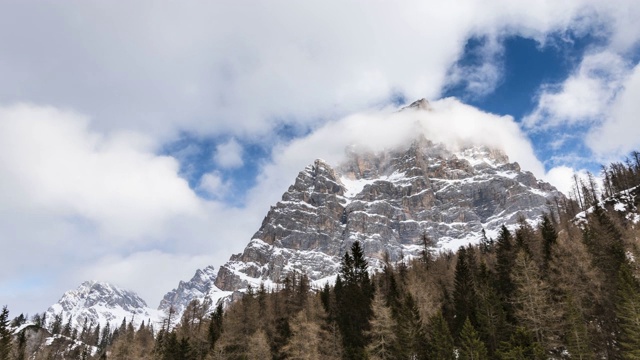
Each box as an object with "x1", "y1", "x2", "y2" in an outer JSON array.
[
  {"x1": 212, "y1": 136, "x2": 564, "y2": 292},
  {"x1": 46, "y1": 281, "x2": 164, "y2": 331},
  {"x1": 158, "y1": 266, "x2": 232, "y2": 318}
]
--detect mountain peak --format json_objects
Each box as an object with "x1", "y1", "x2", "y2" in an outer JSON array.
[
  {"x1": 158, "y1": 265, "x2": 231, "y2": 318},
  {"x1": 47, "y1": 280, "x2": 162, "y2": 331},
  {"x1": 212, "y1": 139, "x2": 564, "y2": 292},
  {"x1": 404, "y1": 98, "x2": 431, "y2": 111}
]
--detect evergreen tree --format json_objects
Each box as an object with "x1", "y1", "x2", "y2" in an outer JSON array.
[
  {"x1": 0, "y1": 306, "x2": 11, "y2": 360},
  {"x1": 616, "y1": 264, "x2": 640, "y2": 358},
  {"x1": 539, "y1": 213, "x2": 557, "y2": 276},
  {"x1": 395, "y1": 293, "x2": 428, "y2": 359},
  {"x1": 495, "y1": 225, "x2": 516, "y2": 319},
  {"x1": 453, "y1": 247, "x2": 478, "y2": 336},
  {"x1": 497, "y1": 327, "x2": 545, "y2": 360},
  {"x1": 98, "y1": 323, "x2": 110, "y2": 349},
  {"x1": 208, "y1": 303, "x2": 224, "y2": 349},
  {"x1": 62, "y1": 315, "x2": 72, "y2": 337},
  {"x1": 334, "y1": 241, "x2": 373, "y2": 359},
  {"x1": 427, "y1": 311, "x2": 455, "y2": 360},
  {"x1": 50, "y1": 313, "x2": 62, "y2": 335},
  {"x1": 475, "y1": 262, "x2": 508, "y2": 356},
  {"x1": 458, "y1": 318, "x2": 488, "y2": 360}
]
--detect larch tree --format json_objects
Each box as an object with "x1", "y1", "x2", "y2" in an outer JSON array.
[
  {"x1": 365, "y1": 290, "x2": 397, "y2": 360},
  {"x1": 511, "y1": 250, "x2": 556, "y2": 351}
]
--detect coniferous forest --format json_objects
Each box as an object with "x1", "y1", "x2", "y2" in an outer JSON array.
[{"x1": 2, "y1": 155, "x2": 640, "y2": 359}]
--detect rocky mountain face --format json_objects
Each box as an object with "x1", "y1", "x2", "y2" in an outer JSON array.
[
  {"x1": 46, "y1": 281, "x2": 163, "y2": 331},
  {"x1": 158, "y1": 266, "x2": 232, "y2": 317},
  {"x1": 213, "y1": 135, "x2": 564, "y2": 292}
]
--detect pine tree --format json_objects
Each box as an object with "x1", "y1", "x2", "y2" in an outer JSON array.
[
  {"x1": 495, "y1": 225, "x2": 516, "y2": 320},
  {"x1": 453, "y1": 247, "x2": 478, "y2": 336},
  {"x1": 475, "y1": 263, "x2": 507, "y2": 356},
  {"x1": 427, "y1": 311, "x2": 455, "y2": 360},
  {"x1": 616, "y1": 264, "x2": 640, "y2": 358},
  {"x1": 335, "y1": 241, "x2": 373, "y2": 359},
  {"x1": 395, "y1": 293, "x2": 428, "y2": 359},
  {"x1": 208, "y1": 303, "x2": 224, "y2": 349},
  {"x1": 0, "y1": 306, "x2": 12, "y2": 360},
  {"x1": 539, "y1": 213, "x2": 557, "y2": 276},
  {"x1": 497, "y1": 327, "x2": 545, "y2": 360},
  {"x1": 50, "y1": 313, "x2": 62, "y2": 335},
  {"x1": 458, "y1": 318, "x2": 488, "y2": 360}
]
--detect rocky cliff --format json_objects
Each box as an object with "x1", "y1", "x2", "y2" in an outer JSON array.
[
  {"x1": 213, "y1": 136, "x2": 564, "y2": 291},
  {"x1": 158, "y1": 266, "x2": 232, "y2": 317}
]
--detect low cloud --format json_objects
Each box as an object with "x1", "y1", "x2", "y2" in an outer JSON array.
[{"x1": 247, "y1": 98, "x2": 551, "y2": 217}]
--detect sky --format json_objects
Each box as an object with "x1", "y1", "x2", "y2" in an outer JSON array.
[{"x1": 1, "y1": 0, "x2": 640, "y2": 317}]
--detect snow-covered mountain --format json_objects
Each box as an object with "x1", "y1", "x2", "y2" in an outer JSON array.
[
  {"x1": 46, "y1": 281, "x2": 164, "y2": 331},
  {"x1": 158, "y1": 266, "x2": 232, "y2": 317},
  {"x1": 212, "y1": 135, "x2": 564, "y2": 292}
]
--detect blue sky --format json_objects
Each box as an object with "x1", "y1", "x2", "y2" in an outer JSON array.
[{"x1": 1, "y1": 1, "x2": 640, "y2": 316}]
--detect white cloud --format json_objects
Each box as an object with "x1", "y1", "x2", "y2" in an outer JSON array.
[
  {"x1": 214, "y1": 138, "x2": 244, "y2": 169},
  {"x1": 543, "y1": 165, "x2": 578, "y2": 195},
  {"x1": 246, "y1": 99, "x2": 548, "y2": 216},
  {"x1": 0, "y1": 104, "x2": 201, "y2": 240},
  {"x1": 198, "y1": 172, "x2": 228, "y2": 197},
  {"x1": 0, "y1": 0, "x2": 632, "y2": 140},
  {"x1": 0, "y1": 104, "x2": 260, "y2": 315},
  {"x1": 446, "y1": 35, "x2": 505, "y2": 98},
  {"x1": 523, "y1": 51, "x2": 631, "y2": 128},
  {"x1": 78, "y1": 251, "x2": 214, "y2": 308},
  {"x1": 587, "y1": 63, "x2": 640, "y2": 156}
]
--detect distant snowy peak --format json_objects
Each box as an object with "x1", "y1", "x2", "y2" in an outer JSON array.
[
  {"x1": 47, "y1": 280, "x2": 163, "y2": 331},
  {"x1": 213, "y1": 136, "x2": 564, "y2": 292},
  {"x1": 158, "y1": 266, "x2": 232, "y2": 321}
]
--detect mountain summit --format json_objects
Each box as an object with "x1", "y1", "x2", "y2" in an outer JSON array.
[
  {"x1": 212, "y1": 135, "x2": 563, "y2": 292},
  {"x1": 46, "y1": 280, "x2": 163, "y2": 331}
]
